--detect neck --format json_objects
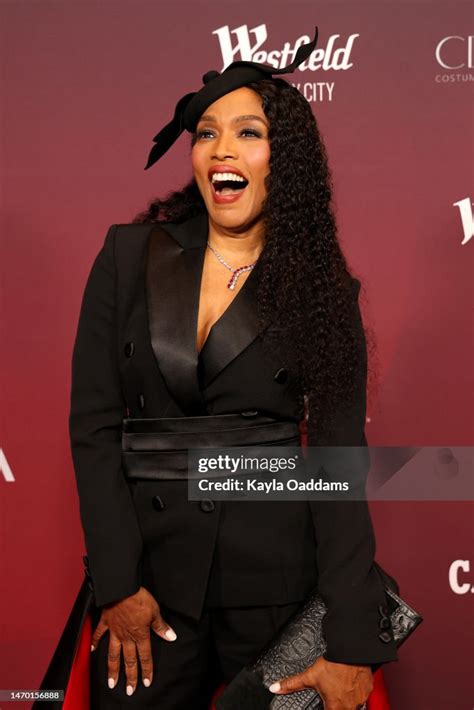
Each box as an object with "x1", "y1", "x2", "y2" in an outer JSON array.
[{"x1": 207, "y1": 216, "x2": 265, "y2": 261}]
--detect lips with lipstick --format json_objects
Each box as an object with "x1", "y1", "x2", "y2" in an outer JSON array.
[{"x1": 209, "y1": 167, "x2": 249, "y2": 197}]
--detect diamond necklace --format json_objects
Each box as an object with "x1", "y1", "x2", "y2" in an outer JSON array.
[{"x1": 207, "y1": 242, "x2": 258, "y2": 290}]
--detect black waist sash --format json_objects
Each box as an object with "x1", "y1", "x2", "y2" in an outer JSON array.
[{"x1": 121, "y1": 411, "x2": 301, "y2": 480}]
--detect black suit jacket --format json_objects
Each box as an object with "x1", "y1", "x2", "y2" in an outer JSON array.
[{"x1": 69, "y1": 211, "x2": 398, "y2": 666}]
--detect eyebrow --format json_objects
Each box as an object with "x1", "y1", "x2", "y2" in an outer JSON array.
[{"x1": 197, "y1": 114, "x2": 268, "y2": 127}]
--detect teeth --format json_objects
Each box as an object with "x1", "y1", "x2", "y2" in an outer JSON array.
[{"x1": 211, "y1": 172, "x2": 246, "y2": 183}]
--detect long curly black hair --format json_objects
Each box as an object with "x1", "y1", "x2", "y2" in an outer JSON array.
[{"x1": 133, "y1": 78, "x2": 376, "y2": 445}]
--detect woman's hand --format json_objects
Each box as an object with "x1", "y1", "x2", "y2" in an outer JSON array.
[
  {"x1": 91, "y1": 585, "x2": 177, "y2": 696},
  {"x1": 269, "y1": 656, "x2": 373, "y2": 710}
]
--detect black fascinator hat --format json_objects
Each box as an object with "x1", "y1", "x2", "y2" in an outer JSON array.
[{"x1": 144, "y1": 26, "x2": 319, "y2": 170}]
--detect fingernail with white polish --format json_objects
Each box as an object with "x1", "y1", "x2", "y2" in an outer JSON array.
[
  {"x1": 126, "y1": 685, "x2": 134, "y2": 696},
  {"x1": 108, "y1": 678, "x2": 115, "y2": 689},
  {"x1": 269, "y1": 682, "x2": 281, "y2": 693},
  {"x1": 143, "y1": 678, "x2": 151, "y2": 687},
  {"x1": 165, "y1": 628, "x2": 177, "y2": 641}
]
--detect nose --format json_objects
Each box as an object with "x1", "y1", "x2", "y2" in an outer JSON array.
[{"x1": 212, "y1": 130, "x2": 238, "y2": 161}]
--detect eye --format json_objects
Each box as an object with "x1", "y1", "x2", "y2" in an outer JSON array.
[
  {"x1": 194, "y1": 127, "x2": 263, "y2": 140},
  {"x1": 240, "y1": 128, "x2": 261, "y2": 138},
  {"x1": 195, "y1": 129, "x2": 215, "y2": 139}
]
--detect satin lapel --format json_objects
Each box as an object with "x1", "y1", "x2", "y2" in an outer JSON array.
[
  {"x1": 198, "y1": 262, "x2": 265, "y2": 389},
  {"x1": 145, "y1": 214, "x2": 208, "y2": 415}
]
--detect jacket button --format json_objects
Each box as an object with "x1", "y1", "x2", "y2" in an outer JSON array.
[
  {"x1": 274, "y1": 367, "x2": 288, "y2": 384},
  {"x1": 378, "y1": 631, "x2": 392, "y2": 643},
  {"x1": 379, "y1": 617, "x2": 391, "y2": 629},
  {"x1": 137, "y1": 394, "x2": 145, "y2": 409},
  {"x1": 378, "y1": 604, "x2": 389, "y2": 617},
  {"x1": 200, "y1": 499, "x2": 215, "y2": 513},
  {"x1": 124, "y1": 341, "x2": 135, "y2": 358},
  {"x1": 152, "y1": 495, "x2": 165, "y2": 512}
]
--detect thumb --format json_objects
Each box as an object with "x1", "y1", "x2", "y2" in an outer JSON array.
[
  {"x1": 268, "y1": 669, "x2": 313, "y2": 695},
  {"x1": 150, "y1": 612, "x2": 178, "y2": 642}
]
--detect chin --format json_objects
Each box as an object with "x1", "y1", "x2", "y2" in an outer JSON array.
[{"x1": 209, "y1": 210, "x2": 253, "y2": 230}]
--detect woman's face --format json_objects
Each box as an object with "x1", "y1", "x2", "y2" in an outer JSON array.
[{"x1": 191, "y1": 86, "x2": 270, "y2": 233}]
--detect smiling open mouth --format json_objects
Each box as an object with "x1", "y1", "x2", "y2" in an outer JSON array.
[{"x1": 211, "y1": 174, "x2": 249, "y2": 196}]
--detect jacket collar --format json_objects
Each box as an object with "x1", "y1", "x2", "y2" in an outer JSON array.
[{"x1": 145, "y1": 211, "x2": 264, "y2": 415}]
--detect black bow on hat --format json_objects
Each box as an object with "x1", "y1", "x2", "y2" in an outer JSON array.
[{"x1": 144, "y1": 26, "x2": 319, "y2": 170}]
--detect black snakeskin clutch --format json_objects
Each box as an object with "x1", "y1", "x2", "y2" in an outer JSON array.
[{"x1": 216, "y1": 562, "x2": 422, "y2": 709}]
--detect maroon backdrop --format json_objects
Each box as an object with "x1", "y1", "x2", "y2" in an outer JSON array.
[{"x1": 1, "y1": 2, "x2": 473, "y2": 708}]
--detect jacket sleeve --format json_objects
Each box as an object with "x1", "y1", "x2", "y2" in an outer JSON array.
[
  {"x1": 308, "y1": 277, "x2": 398, "y2": 668},
  {"x1": 69, "y1": 225, "x2": 143, "y2": 607}
]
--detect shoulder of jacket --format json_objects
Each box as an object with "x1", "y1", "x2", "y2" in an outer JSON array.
[
  {"x1": 113, "y1": 222, "x2": 157, "y2": 238},
  {"x1": 104, "y1": 222, "x2": 156, "y2": 255}
]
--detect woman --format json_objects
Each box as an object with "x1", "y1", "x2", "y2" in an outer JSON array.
[{"x1": 69, "y1": 29, "x2": 397, "y2": 709}]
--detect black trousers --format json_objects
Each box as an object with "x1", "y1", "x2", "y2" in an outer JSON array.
[{"x1": 90, "y1": 598, "x2": 301, "y2": 709}]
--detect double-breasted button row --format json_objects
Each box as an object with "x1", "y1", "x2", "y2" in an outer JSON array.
[{"x1": 151, "y1": 496, "x2": 215, "y2": 513}]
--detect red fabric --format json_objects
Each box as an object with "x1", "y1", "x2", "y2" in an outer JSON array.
[
  {"x1": 63, "y1": 612, "x2": 91, "y2": 710},
  {"x1": 65, "y1": 613, "x2": 392, "y2": 709},
  {"x1": 210, "y1": 681, "x2": 226, "y2": 707},
  {"x1": 367, "y1": 668, "x2": 392, "y2": 709}
]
